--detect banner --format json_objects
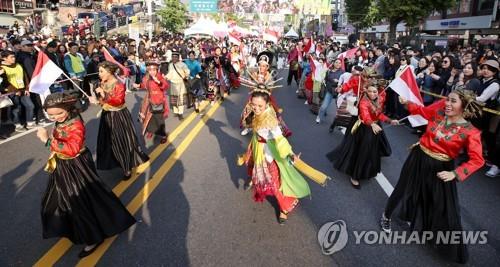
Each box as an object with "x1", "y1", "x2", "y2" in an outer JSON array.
[
  {"x1": 191, "y1": 0, "x2": 218, "y2": 13},
  {"x1": 216, "y1": 0, "x2": 299, "y2": 14}
]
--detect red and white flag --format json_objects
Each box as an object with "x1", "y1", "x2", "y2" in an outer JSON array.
[
  {"x1": 228, "y1": 31, "x2": 241, "y2": 46},
  {"x1": 388, "y1": 66, "x2": 428, "y2": 127},
  {"x1": 102, "y1": 47, "x2": 130, "y2": 76},
  {"x1": 303, "y1": 36, "x2": 315, "y2": 54},
  {"x1": 337, "y1": 47, "x2": 358, "y2": 71},
  {"x1": 29, "y1": 50, "x2": 64, "y2": 103},
  {"x1": 263, "y1": 29, "x2": 278, "y2": 44}
]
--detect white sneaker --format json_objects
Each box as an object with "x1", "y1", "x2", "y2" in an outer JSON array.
[
  {"x1": 26, "y1": 122, "x2": 36, "y2": 129},
  {"x1": 15, "y1": 124, "x2": 26, "y2": 132},
  {"x1": 304, "y1": 100, "x2": 308, "y2": 105},
  {"x1": 486, "y1": 165, "x2": 499, "y2": 177},
  {"x1": 315, "y1": 116, "x2": 320, "y2": 124},
  {"x1": 240, "y1": 128, "x2": 251, "y2": 136},
  {"x1": 295, "y1": 90, "x2": 299, "y2": 93}
]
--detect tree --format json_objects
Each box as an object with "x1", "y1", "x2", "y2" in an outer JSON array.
[
  {"x1": 345, "y1": 0, "x2": 455, "y2": 44},
  {"x1": 157, "y1": 0, "x2": 189, "y2": 33}
]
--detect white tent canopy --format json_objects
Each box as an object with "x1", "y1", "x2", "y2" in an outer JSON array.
[
  {"x1": 284, "y1": 28, "x2": 299, "y2": 39},
  {"x1": 184, "y1": 18, "x2": 218, "y2": 37}
]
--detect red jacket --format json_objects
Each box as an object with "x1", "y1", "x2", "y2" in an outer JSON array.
[
  {"x1": 103, "y1": 82, "x2": 126, "y2": 107},
  {"x1": 408, "y1": 100, "x2": 484, "y2": 181},
  {"x1": 140, "y1": 73, "x2": 169, "y2": 104},
  {"x1": 359, "y1": 94, "x2": 390, "y2": 125},
  {"x1": 49, "y1": 117, "x2": 85, "y2": 157}
]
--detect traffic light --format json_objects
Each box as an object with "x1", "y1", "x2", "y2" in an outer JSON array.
[{"x1": 332, "y1": 14, "x2": 339, "y2": 31}]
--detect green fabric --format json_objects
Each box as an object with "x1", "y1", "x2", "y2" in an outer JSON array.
[{"x1": 267, "y1": 138, "x2": 311, "y2": 198}]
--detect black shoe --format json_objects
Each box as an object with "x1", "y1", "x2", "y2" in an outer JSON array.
[
  {"x1": 380, "y1": 213, "x2": 391, "y2": 233},
  {"x1": 178, "y1": 114, "x2": 184, "y2": 121},
  {"x1": 329, "y1": 123, "x2": 335, "y2": 133},
  {"x1": 78, "y1": 241, "x2": 103, "y2": 258},
  {"x1": 195, "y1": 108, "x2": 200, "y2": 113}
]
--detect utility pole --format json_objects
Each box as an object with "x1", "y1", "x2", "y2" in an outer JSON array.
[{"x1": 146, "y1": 0, "x2": 153, "y2": 39}]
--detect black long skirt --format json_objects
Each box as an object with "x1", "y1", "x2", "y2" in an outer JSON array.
[
  {"x1": 327, "y1": 119, "x2": 391, "y2": 181},
  {"x1": 396, "y1": 146, "x2": 468, "y2": 263},
  {"x1": 97, "y1": 108, "x2": 149, "y2": 171},
  {"x1": 42, "y1": 149, "x2": 136, "y2": 245}
]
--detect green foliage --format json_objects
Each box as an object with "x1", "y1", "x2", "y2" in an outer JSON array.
[
  {"x1": 157, "y1": 0, "x2": 189, "y2": 33},
  {"x1": 346, "y1": 0, "x2": 455, "y2": 27},
  {"x1": 345, "y1": 0, "x2": 455, "y2": 42}
]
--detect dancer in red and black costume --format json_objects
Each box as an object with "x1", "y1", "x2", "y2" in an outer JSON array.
[
  {"x1": 380, "y1": 89, "x2": 485, "y2": 264},
  {"x1": 327, "y1": 84, "x2": 398, "y2": 188},
  {"x1": 94, "y1": 62, "x2": 149, "y2": 180},
  {"x1": 37, "y1": 92, "x2": 135, "y2": 258}
]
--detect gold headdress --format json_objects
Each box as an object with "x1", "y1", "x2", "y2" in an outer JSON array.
[
  {"x1": 239, "y1": 69, "x2": 283, "y2": 95},
  {"x1": 258, "y1": 55, "x2": 270, "y2": 66},
  {"x1": 452, "y1": 88, "x2": 484, "y2": 119}
]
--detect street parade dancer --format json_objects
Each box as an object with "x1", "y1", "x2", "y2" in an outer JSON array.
[
  {"x1": 37, "y1": 92, "x2": 136, "y2": 258},
  {"x1": 94, "y1": 62, "x2": 149, "y2": 179},
  {"x1": 239, "y1": 54, "x2": 292, "y2": 137},
  {"x1": 327, "y1": 82, "x2": 398, "y2": 189},
  {"x1": 380, "y1": 89, "x2": 485, "y2": 263},
  {"x1": 134, "y1": 61, "x2": 169, "y2": 145},
  {"x1": 237, "y1": 78, "x2": 330, "y2": 224}
]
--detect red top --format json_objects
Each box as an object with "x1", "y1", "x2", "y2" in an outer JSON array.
[
  {"x1": 407, "y1": 100, "x2": 484, "y2": 181},
  {"x1": 103, "y1": 82, "x2": 126, "y2": 107},
  {"x1": 140, "y1": 73, "x2": 169, "y2": 105},
  {"x1": 341, "y1": 75, "x2": 365, "y2": 95},
  {"x1": 50, "y1": 117, "x2": 85, "y2": 158},
  {"x1": 359, "y1": 93, "x2": 390, "y2": 125}
]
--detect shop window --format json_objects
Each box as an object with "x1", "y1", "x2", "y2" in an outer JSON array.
[
  {"x1": 0, "y1": 0, "x2": 14, "y2": 13},
  {"x1": 477, "y1": 0, "x2": 495, "y2": 12}
]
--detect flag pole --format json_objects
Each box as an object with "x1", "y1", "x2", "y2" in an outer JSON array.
[{"x1": 34, "y1": 46, "x2": 90, "y2": 98}]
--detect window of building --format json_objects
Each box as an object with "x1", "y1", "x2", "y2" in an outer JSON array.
[
  {"x1": 0, "y1": 0, "x2": 14, "y2": 13},
  {"x1": 477, "y1": 0, "x2": 495, "y2": 11}
]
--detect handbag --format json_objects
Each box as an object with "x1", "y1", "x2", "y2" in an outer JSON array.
[
  {"x1": 346, "y1": 76, "x2": 361, "y2": 116},
  {"x1": 319, "y1": 81, "x2": 326, "y2": 100},
  {"x1": 150, "y1": 102, "x2": 164, "y2": 113},
  {"x1": 0, "y1": 95, "x2": 13, "y2": 109}
]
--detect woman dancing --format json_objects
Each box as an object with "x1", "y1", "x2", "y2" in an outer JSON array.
[
  {"x1": 94, "y1": 62, "x2": 149, "y2": 179},
  {"x1": 328, "y1": 84, "x2": 398, "y2": 188},
  {"x1": 380, "y1": 89, "x2": 485, "y2": 263},
  {"x1": 37, "y1": 92, "x2": 136, "y2": 258}
]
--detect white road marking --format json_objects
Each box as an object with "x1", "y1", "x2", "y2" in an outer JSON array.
[
  {"x1": 0, "y1": 123, "x2": 53, "y2": 146},
  {"x1": 375, "y1": 172, "x2": 394, "y2": 196}
]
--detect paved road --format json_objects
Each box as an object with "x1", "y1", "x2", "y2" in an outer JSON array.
[{"x1": 0, "y1": 70, "x2": 499, "y2": 266}]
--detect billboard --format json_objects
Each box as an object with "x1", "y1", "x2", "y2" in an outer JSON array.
[
  {"x1": 216, "y1": 0, "x2": 299, "y2": 14},
  {"x1": 295, "y1": 0, "x2": 331, "y2": 15}
]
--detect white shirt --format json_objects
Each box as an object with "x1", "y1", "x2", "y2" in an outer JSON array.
[
  {"x1": 256, "y1": 126, "x2": 283, "y2": 163},
  {"x1": 476, "y1": 79, "x2": 499, "y2": 103}
]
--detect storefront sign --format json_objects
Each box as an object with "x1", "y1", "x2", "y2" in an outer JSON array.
[
  {"x1": 14, "y1": 0, "x2": 33, "y2": 9},
  {"x1": 424, "y1": 15, "x2": 492, "y2": 30},
  {"x1": 190, "y1": 0, "x2": 218, "y2": 13}
]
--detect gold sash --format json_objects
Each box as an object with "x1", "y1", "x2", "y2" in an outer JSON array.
[
  {"x1": 414, "y1": 143, "x2": 452, "y2": 162},
  {"x1": 44, "y1": 148, "x2": 86, "y2": 173},
  {"x1": 102, "y1": 103, "x2": 126, "y2": 111}
]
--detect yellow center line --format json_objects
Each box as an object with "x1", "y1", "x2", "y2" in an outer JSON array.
[
  {"x1": 33, "y1": 101, "x2": 209, "y2": 267},
  {"x1": 76, "y1": 101, "x2": 221, "y2": 266}
]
